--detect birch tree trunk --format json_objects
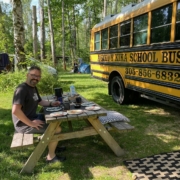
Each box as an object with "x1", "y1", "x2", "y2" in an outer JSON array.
[
  {"x1": 103, "y1": 0, "x2": 107, "y2": 18},
  {"x1": 32, "y1": 6, "x2": 38, "y2": 59},
  {"x1": 67, "y1": 9, "x2": 75, "y2": 65},
  {"x1": 40, "y1": 0, "x2": 45, "y2": 60},
  {"x1": 114, "y1": 0, "x2": 118, "y2": 14},
  {"x1": 62, "y1": 0, "x2": 66, "y2": 70},
  {"x1": 47, "y1": 0, "x2": 56, "y2": 65},
  {"x1": 12, "y1": 0, "x2": 26, "y2": 69},
  {"x1": 72, "y1": 5, "x2": 76, "y2": 60}
]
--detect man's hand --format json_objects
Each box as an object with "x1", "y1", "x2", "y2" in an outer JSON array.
[
  {"x1": 31, "y1": 120, "x2": 45, "y2": 130},
  {"x1": 51, "y1": 101, "x2": 60, "y2": 107}
]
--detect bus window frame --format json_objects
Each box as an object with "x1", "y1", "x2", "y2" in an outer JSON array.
[
  {"x1": 119, "y1": 20, "x2": 131, "y2": 47},
  {"x1": 94, "y1": 31, "x2": 101, "y2": 51},
  {"x1": 109, "y1": 24, "x2": 118, "y2": 49},
  {"x1": 101, "y1": 28, "x2": 109, "y2": 50},
  {"x1": 133, "y1": 13, "x2": 148, "y2": 46},
  {"x1": 150, "y1": 3, "x2": 173, "y2": 44},
  {"x1": 175, "y1": 1, "x2": 180, "y2": 41}
]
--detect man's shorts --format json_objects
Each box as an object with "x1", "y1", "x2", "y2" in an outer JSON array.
[{"x1": 15, "y1": 114, "x2": 49, "y2": 134}]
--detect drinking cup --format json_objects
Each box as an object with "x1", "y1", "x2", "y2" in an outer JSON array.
[
  {"x1": 76, "y1": 96, "x2": 82, "y2": 104},
  {"x1": 63, "y1": 102, "x2": 70, "y2": 110},
  {"x1": 54, "y1": 87, "x2": 63, "y2": 97},
  {"x1": 57, "y1": 97, "x2": 63, "y2": 103}
]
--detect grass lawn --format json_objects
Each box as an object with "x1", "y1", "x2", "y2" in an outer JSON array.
[{"x1": 0, "y1": 72, "x2": 180, "y2": 180}]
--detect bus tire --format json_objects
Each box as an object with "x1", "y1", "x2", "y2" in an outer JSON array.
[{"x1": 110, "y1": 76, "x2": 128, "y2": 104}]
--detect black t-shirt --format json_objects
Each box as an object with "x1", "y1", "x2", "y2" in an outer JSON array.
[{"x1": 12, "y1": 82, "x2": 42, "y2": 127}]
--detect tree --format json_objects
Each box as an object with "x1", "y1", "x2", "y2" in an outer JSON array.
[
  {"x1": 22, "y1": 0, "x2": 33, "y2": 54},
  {"x1": 12, "y1": 0, "x2": 26, "y2": 69},
  {"x1": 103, "y1": 0, "x2": 107, "y2": 18},
  {"x1": 32, "y1": 5, "x2": 38, "y2": 59},
  {"x1": 62, "y1": 0, "x2": 66, "y2": 70},
  {"x1": 0, "y1": 3, "x2": 14, "y2": 53},
  {"x1": 47, "y1": 0, "x2": 56, "y2": 65},
  {"x1": 40, "y1": 0, "x2": 45, "y2": 60}
]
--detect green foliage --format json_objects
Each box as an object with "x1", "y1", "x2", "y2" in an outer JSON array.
[
  {"x1": 0, "y1": 9, "x2": 14, "y2": 54},
  {"x1": 0, "y1": 71, "x2": 25, "y2": 92},
  {"x1": 37, "y1": 67, "x2": 61, "y2": 95},
  {"x1": 0, "y1": 68, "x2": 61, "y2": 94}
]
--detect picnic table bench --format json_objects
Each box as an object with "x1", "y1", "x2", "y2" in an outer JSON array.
[
  {"x1": 10, "y1": 133, "x2": 34, "y2": 150},
  {"x1": 10, "y1": 133, "x2": 42, "y2": 150}
]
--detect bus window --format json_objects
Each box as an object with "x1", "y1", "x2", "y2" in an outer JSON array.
[
  {"x1": 151, "y1": 4, "x2": 172, "y2": 43},
  {"x1": 120, "y1": 20, "x2": 131, "y2": 47},
  {"x1": 101, "y1": 28, "x2": 108, "y2": 49},
  {"x1": 110, "y1": 25, "x2": 118, "y2": 49},
  {"x1": 94, "y1": 32, "x2": 100, "y2": 50},
  {"x1": 133, "y1": 13, "x2": 148, "y2": 46},
  {"x1": 175, "y1": 1, "x2": 180, "y2": 40}
]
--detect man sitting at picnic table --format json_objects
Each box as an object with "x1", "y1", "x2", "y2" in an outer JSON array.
[{"x1": 12, "y1": 65, "x2": 66, "y2": 163}]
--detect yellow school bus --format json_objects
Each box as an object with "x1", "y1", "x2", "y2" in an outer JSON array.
[{"x1": 90, "y1": 0, "x2": 180, "y2": 108}]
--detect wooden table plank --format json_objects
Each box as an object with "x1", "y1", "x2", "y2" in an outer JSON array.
[
  {"x1": 110, "y1": 121, "x2": 134, "y2": 130},
  {"x1": 51, "y1": 128, "x2": 98, "y2": 141},
  {"x1": 11, "y1": 133, "x2": 23, "y2": 149},
  {"x1": 23, "y1": 134, "x2": 34, "y2": 147}
]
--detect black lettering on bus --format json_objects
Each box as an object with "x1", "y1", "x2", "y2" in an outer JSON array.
[
  {"x1": 104, "y1": 55, "x2": 107, "y2": 61},
  {"x1": 169, "y1": 51, "x2": 176, "y2": 63},
  {"x1": 137, "y1": 53, "x2": 142, "y2": 62},
  {"x1": 162, "y1": 52, "x2": 168, "y2": 63},
  {"x1": 99, "y1": 55, "x2": 102, "y2": 61},
  {"x1": 110, "y1": 54, "x2": 114, "y2": 61},
  {"x1": 147, "y1": 52, "x2": 152, "y2": 62},
  {"x1": 142, "y1": 53, "x2": 147, "y2": 62},
  {"x1": 134, "y1": 53, "x2": 137, "y2": 62},
  {"x1": 152, "y1": 52, "x2": 158, "y2": 62},
  {"x1": 114, "y1": 54, "x2": 119, "y2": 61},
  {"x1": 106, "y1": 55, "x2": 109, "y2": 61},
  {"x1": 174, "y1": 73, "x2": 180, "y2": 82},
  {"x1": 124, "y1": 54, "x2": 127, "y2": 61},
  {"x1": 101, "y1": 55, "x2": 104, "y2": 61},
  {"x1": 177, "y1": 51, "x2": 180, "y2": 63},
  {"x1": 107, "y1": 55, "x2": 110, "y2": 62},
  {"x1": 120, "y1": 54, "x2": 123, "y2": 61},
  {"x1": 130, "y1": 53, "x2": 133, "y2": 62}
]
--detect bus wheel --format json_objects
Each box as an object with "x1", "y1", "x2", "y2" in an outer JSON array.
[{"x1": 110, "y1": 76, "x2": 128, "y2": 104}]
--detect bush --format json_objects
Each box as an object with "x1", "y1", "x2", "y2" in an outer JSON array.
[
  {"x1": 37, "y1": 67, "x2": 61, "y2": 94},
  {"x1": 0, "y1": 68, "x2": 61, "y2": 94},
  {"x1": 0, "y1": 70, "x2": 25, "y2": 92}
]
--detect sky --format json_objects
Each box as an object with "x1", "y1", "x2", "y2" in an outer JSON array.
[
  {"x1": 0, "y1": 0, "x2": 38, "y2": 6},
  {"x1": 0, "y1": 0, "x2": 10, "y2": 3}
]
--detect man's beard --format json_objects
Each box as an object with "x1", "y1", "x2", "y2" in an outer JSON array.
[{"x1": 30, "y1": 79, "x2": 38, "y2": 86}]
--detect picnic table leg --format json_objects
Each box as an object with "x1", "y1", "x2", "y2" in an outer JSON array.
[
  {"x1": 67, "y1": 121, "x2": 73, "y2": 131},
  {"x1": 20, "y1": 122, "x2": 60, "y2": 174},
  {"x1": 88, "y1": 117, "x2": 124, "y2": 156}
]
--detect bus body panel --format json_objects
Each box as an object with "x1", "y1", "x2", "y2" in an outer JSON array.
[{"x1": 90, "y1": 0, "x2": 180, "y2": 107}]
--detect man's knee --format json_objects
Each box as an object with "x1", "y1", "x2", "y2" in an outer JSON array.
[{"x1": 56, "y1": 126, "x2": 62, "y2": 134}]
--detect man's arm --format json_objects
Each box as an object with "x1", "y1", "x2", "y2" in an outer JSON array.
[
  {"x1": 12, "y1": 104, "x2": 44, "y2": 130},
  {"x1": 38, "y1": 100, "x2": 60, "y2": 107}
]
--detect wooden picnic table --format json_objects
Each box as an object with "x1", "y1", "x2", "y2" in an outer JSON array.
[{"x1": 20, "y1": 93, "x2": 126, "y2": 173}]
